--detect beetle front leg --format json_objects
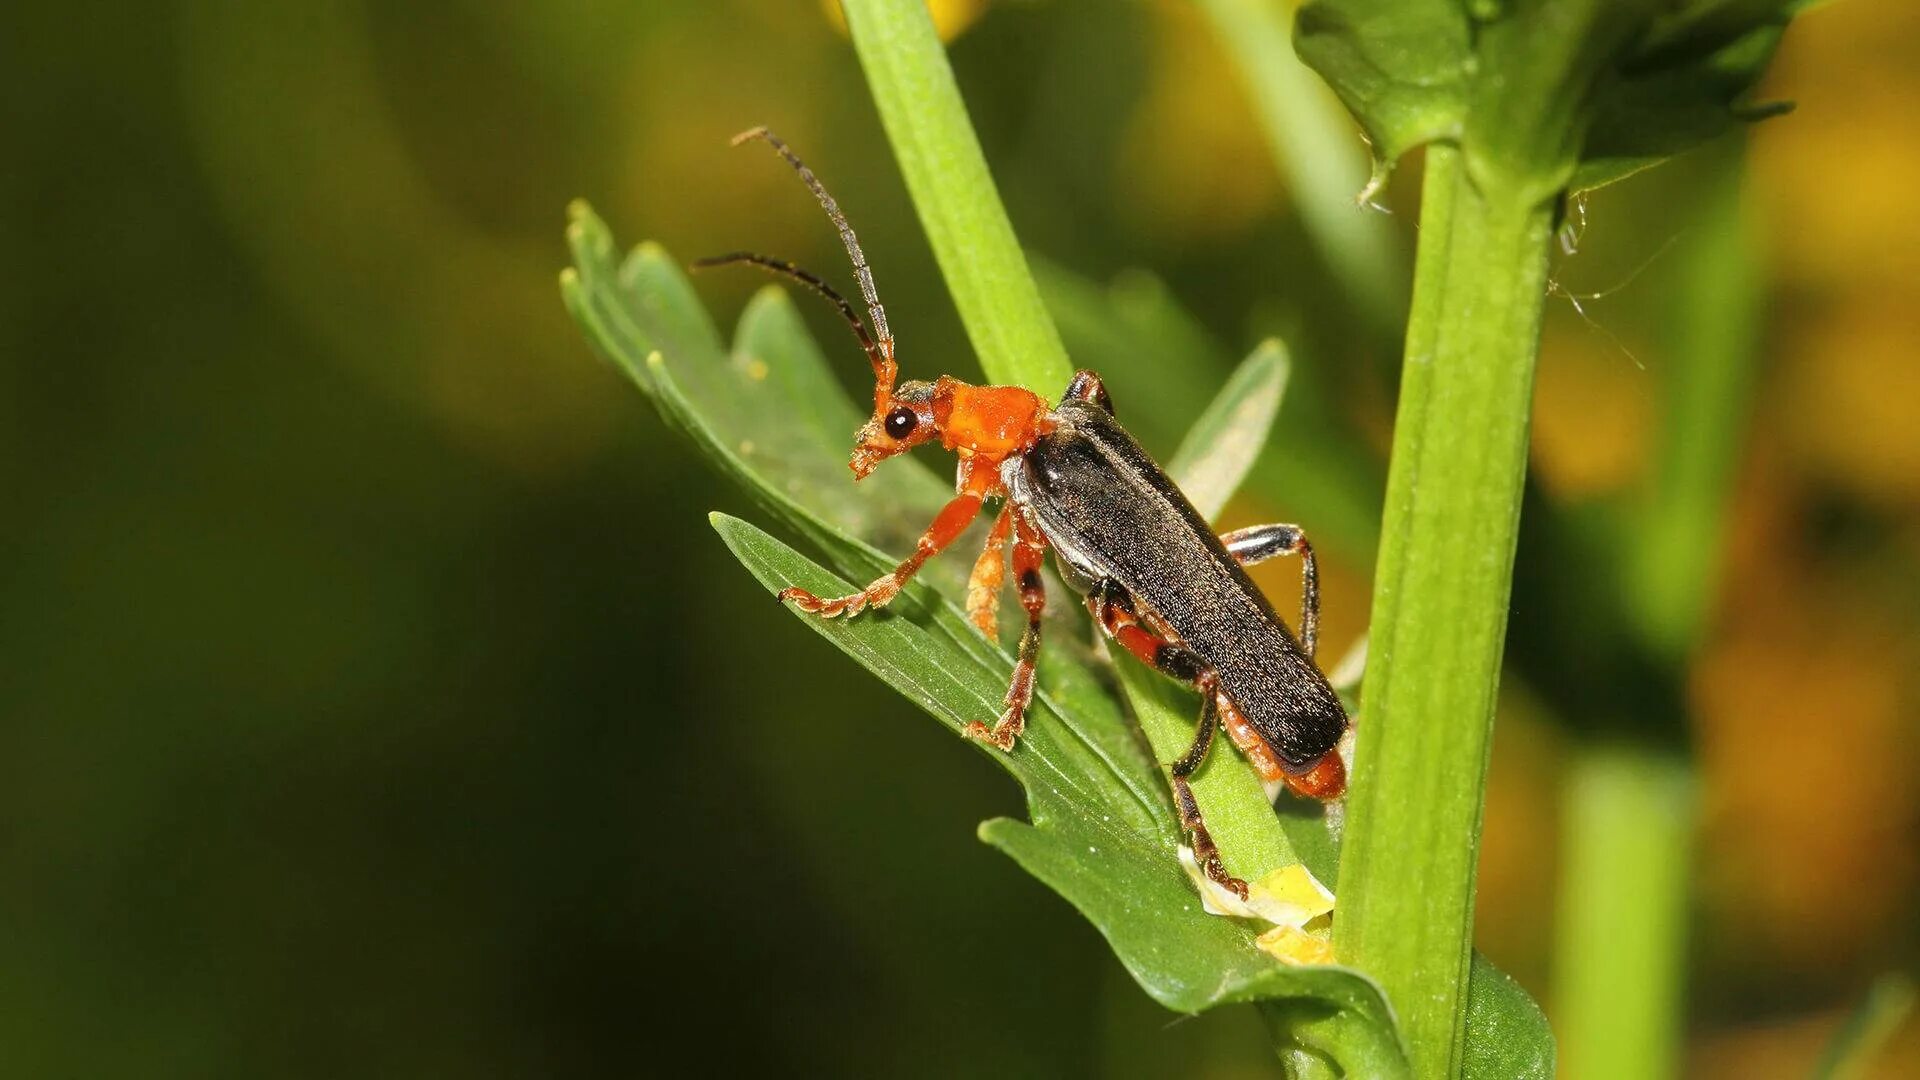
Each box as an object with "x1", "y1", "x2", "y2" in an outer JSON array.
[
  {"x1": 1088, "y1": 579, "x2": 1249, "y2": 898},
  {"x1": 963, "y1": 509, "x2": 1047, "y2": 751},
  {"x1": 779, "y1": 484, "x2": 985, "y2": 617},
  {"x1": 1219, "y1": 522, "x2": 1319, "y2": 660}
]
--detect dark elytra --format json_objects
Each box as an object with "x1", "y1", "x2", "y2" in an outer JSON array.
[{"x1": 1017, "y1": 397, "x2": 1347, "y2": 770}]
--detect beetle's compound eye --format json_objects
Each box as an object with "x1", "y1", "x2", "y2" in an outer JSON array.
[{"x1": 884, "y1": 405, "x2": 918, "y2": 440}]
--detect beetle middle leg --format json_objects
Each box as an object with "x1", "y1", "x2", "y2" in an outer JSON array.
[
  {"x1": 963, "y1": 508, "x2": 1047, "y2": 752},
  {"x1": 1088, "y1": 579, "x2": 1250, "y2": 898},
  {"x1": 1220, "y1": 522, "x2": 1319, "y2": 660},
  {"x1": 964, "y1": 503, "x2": 1013, "y2": 640}
]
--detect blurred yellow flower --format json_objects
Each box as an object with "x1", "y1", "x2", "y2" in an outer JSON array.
[{"x1": 821, "y1": 0, "x2": 990, "y2": 43}]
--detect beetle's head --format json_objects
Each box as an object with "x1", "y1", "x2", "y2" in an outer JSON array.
[{"x1": 851, "y1": 379, "x2": 939, "y2": 478}]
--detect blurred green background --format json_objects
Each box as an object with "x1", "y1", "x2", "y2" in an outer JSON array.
[{"x1": 6, "y1": 1, "x2": 1916, "y2": 1075}]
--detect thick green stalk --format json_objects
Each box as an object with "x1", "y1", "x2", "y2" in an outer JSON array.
[
  {"x1": 1194, "y1": 0, "x2": 1407, "y2": 332},
  {"x1": 1333, "y1": 144, "x2": 1555, "y2": 1079},
  {"x1": 838, "y1": 0, "x2": 1071, "y2": 392},
  {"x1": 1555, "y1": 746, "x2": 1693, "y2": 1080},
  {"x1": 839, "y1": 0, "x2": 1298, "y2": 881}
]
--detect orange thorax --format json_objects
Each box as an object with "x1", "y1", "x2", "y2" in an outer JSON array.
[{"x1": 933, "y1": 377, "x2": 1050, "y2": 460}]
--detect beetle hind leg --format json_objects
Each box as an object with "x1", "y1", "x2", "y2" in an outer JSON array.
[
  {"x1": 963, "y1": 509, "x2": 1047, "y2": 752},
  {"x1": 1088, "y1": 579, "x2": 1250, "y2": 899},
  {"x1": 1170, "y1": 678, "x2": 1248, "y2": 899},
  {"x1": 1219, "y1": 522, "x2": 1319, "y2": 659}
]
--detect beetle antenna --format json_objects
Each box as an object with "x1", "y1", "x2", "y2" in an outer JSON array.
[
  {"x1": 691, "y1": 251, "x2": 881, "y2": 367},
  {"x1": 730, "y1": 126, "x2": 897, "y2": 405}
]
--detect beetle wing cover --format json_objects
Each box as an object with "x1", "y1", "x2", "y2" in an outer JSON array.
[{"x1": 1024, "y1": 400, "x2": 1346, "y2": 768}]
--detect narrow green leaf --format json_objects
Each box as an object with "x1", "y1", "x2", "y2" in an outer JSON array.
[
  {"x1": 1169, "y1": 339, "x2": 1291, "y2": 523},
  {"x1": 837, "y1": 0, "x2": 1072, "y2": 393},
  {"x1": 1554, "y1": 744, "x2": 1692, "y2": 1080},
  {"x1": 1627, "y1": 137, "x2": 1765, "y2": 659},
  {"x1": 733, "y1": 284, "x2": 867, "y2": 446},
  {"x1": 1194, "y1": 0, "x2": 1409, "y2": 330}
]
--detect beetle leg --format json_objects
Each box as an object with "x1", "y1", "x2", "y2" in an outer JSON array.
[
  {"x1": 780, "y1": 479, "x2": 987, "y2": 617},
  {"x1": 1062, "y1": 369, "x2": 1114, "y2": 416},
  {"x1": 963, "y1": 509, "x2": 1047, "y2": 751},
  {"x1": 1171, "y1": 694, "x2": 1242, "y2": 900},
  {"x1": 1219, "y1": 522, "x2": 1319, "y2": 660},
  {"x1": 964, "y1": 503, "x2": 1014, "y2": 640},
  {"x1": 1087, "y1": 579, "x2": 1249, "y2": 898}
]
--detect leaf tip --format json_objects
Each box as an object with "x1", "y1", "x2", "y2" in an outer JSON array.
[
  {"x1": 1248, "y1": 336, "x2": 1291, "y2": 373},
  {"x1": 707, "y1": 511, "x2": 751, "y2": 548}
]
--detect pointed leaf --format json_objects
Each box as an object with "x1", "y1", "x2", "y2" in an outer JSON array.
[{"x1": 1170, "y1": 339, "x2": 1291, "y2": 523}]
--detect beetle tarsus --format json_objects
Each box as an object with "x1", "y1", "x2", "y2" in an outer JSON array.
[
  {"x1": 1175, "y1": 775, "x2": 1249, "y2": 900},
  {"x1": 777, "y1": 585, "x2": 879, "y2": 617},
  {"x1": 961, "y1": 713, "x2": 1023, "y2": 752}
]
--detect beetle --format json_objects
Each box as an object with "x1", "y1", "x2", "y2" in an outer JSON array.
[{"x1": 699, "y1": 128, "x2": 1349, "y2": 898}]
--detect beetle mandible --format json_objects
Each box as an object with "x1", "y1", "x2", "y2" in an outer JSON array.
[{"x1": 699, "y1": 128, "x2": 1350, "y2": 898}]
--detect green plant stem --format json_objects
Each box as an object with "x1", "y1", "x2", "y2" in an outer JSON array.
[
  {"x1": 1630, "y1": 139, "x2": 1763, "y2": 659},
  {"x1": 1193, "y1": 0, "x2": 1406, "y2": 333},
  {"x1": 839, "y1": 0, "x2": 1300, "y2": 893},
  {"x1": 1554, "y1": 744, "x2": 1692, "y2": 1080},
  {"x1": 1333, "y1": 144, "x2": 1554, "y2": 1080},
  {"x1": 838, "y1": 0, "x2": 1071, "y2": 392}
]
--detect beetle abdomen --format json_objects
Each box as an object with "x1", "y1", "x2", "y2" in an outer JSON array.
[{"x1": 1016, "y1": 400, "x2": 1346, "y2": 770}]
